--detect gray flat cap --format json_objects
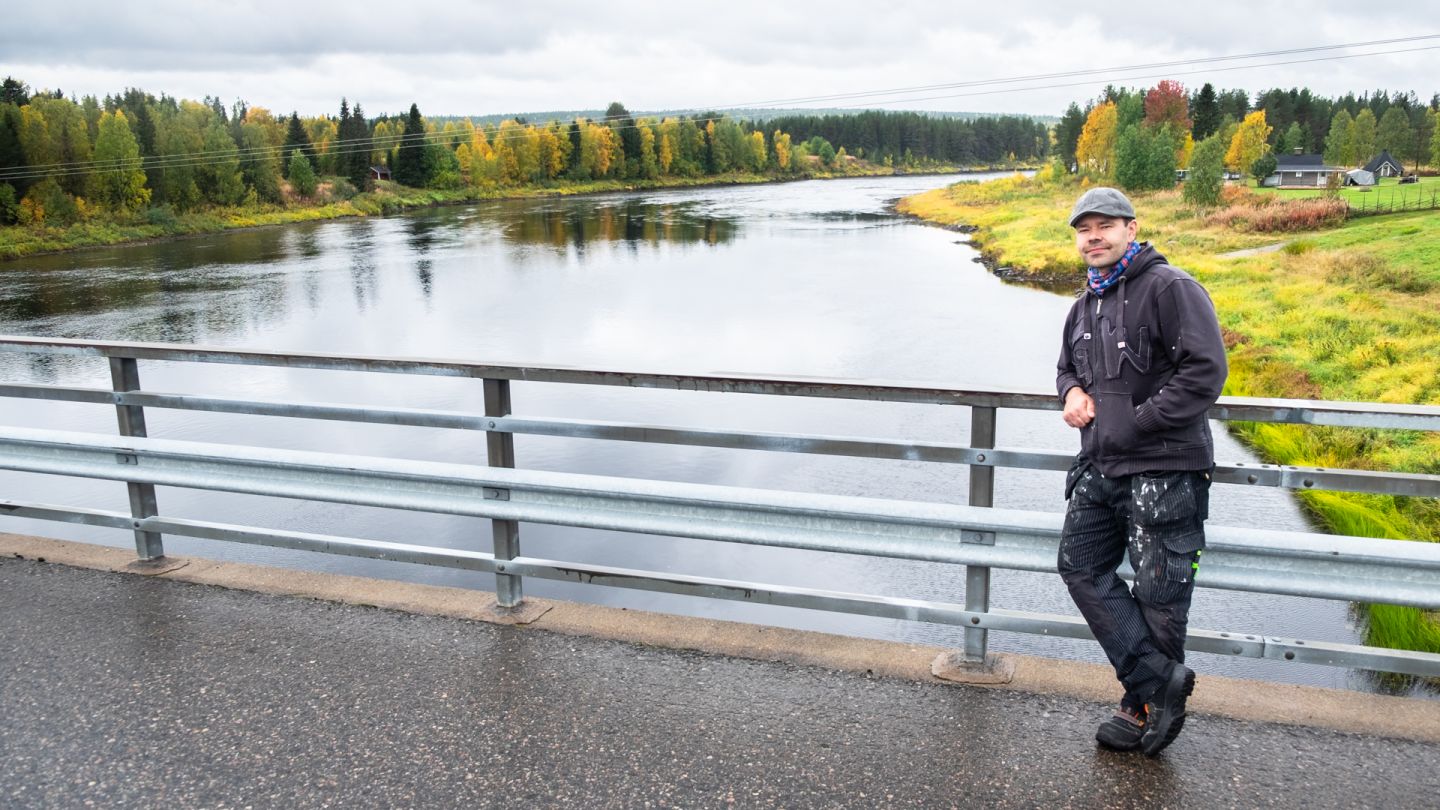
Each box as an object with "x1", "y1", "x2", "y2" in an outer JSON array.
[{"x1": 1068, "y1": 187, "x2": 1135, "y2": 226}]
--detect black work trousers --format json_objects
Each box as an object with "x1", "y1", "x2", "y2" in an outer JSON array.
[{"x1": 1057, "y1": 462, "x2": 1210, "y2": 704}]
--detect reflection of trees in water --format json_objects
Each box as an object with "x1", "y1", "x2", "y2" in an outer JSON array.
[
  {"x1": 0, "y1": 227, "x2": 299, "y2": 324},
  {"x1": 498, "y1": 200, "x2": 739, "y2": 255},
  {"x1": 347, "y1": 220, "x2": 379, "y2": 310},
  {"x1": 404, "y1": 217, "x2": 440, "y2": 255},
  {"x1": 0, "y1": 263, "x2": 290, "y2": 346},
  {"x1": 416, "y1": 259, "x2": 434, "y2": 300},
  {"x1": 284, "y1": 227, "x2": 324, "y2": 259},
  {"x1": 404, "y1": 218, "x2": 437, "y2": 302}
]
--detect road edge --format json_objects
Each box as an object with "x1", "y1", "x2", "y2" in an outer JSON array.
[{"x1": 5, "y1": 532, "x2": 1437, "y2": 743}]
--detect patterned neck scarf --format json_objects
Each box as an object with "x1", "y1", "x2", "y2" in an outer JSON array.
[{"x1": 1087, "y1": 241, "x2": 1143, "y2": 296}]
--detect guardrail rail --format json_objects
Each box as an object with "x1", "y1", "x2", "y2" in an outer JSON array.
[{"x1": 0, "y1": 335, "x2": 1437, "y2": 677}]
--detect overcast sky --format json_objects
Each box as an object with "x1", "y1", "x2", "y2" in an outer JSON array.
[{"x1": 3, "y1": 2, "x2": 1437, "y2": 118}]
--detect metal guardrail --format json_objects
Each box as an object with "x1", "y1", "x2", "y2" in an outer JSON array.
[{"x1": 0, "y1": 336, "x2": 1437, "y2": 677}]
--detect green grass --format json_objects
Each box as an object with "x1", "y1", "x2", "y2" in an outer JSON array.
[
  {"x1": 900, "y1": 173, "x2": 1440, "y2": 658},
  {"x1": 1252, "y1": 174, "x2": 1440, "y2": 207}
]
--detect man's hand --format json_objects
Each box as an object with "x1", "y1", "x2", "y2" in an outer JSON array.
[{"x1": 1063, "y1": 387, "x2": 1095, "y2": 429}]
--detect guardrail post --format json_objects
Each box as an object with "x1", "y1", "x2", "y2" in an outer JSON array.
[
  {"x1": 109, "y1": 357, "x2": 163, "y2": 560},
  {"x1": 964, "y1": 405, "x2": 996, "y2": 662},
  {"x1": 484, "y1": 378, "x2": 522, "y2": 607}
]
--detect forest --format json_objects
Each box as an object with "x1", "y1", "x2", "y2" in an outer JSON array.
[
  {"x1": 5, "y1": 72, "x2": 1439, "y2": 237},
  {"x1": 0, "y1": 78, "x2": 1050, "y2": 230},
  {"x1": 1051, "y1": 81, "x2": 1440, "y2": 197}
]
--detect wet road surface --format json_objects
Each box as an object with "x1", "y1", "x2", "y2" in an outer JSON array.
[{"x1": 2, "y1": 557, "x2": 1436, "y2": 809}]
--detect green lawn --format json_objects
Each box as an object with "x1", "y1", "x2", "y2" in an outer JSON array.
[{"x1": 1253, "y1": 174, "x2": 1440, "y2": 209}]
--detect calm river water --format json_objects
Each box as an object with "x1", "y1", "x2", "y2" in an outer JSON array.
[{"x1": 0, "y1": 174, "x2": 1413, "y2": 694}]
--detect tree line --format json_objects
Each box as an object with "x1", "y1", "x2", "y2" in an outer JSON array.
[
  {"x1": 0, "y1": 78, "x2": 1050, "y2": 228},
  {"x1": 761, "y1": 110, "x2": 1049, "y2": 168},
  {"x1": 1047, "y1": 80, "x2": 1440, "y2": 203}
]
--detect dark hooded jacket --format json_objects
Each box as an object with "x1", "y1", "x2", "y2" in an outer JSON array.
[{"x1": 1055, "y1": 243, "x2": 1227, "y2": 478}]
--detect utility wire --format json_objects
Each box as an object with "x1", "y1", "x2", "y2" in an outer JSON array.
[
  {"x1": 700, "y1": 34, "x2": 1440, "y2": 109},
  {"x1": 822, "y1": 44, "x2": 1440, "y2": 109},
  {"x1": 2, "y1": 39, "x2": 1434, "y2": 183}
]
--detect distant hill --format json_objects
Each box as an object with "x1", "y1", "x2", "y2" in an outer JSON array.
[{"x1": 429, "y1": 107, "x2": 1058, "y2": 127}]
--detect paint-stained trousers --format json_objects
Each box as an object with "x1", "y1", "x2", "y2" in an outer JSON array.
[{"x1": 1057, "y1": 461, "x2": 1210, "y2": 704}]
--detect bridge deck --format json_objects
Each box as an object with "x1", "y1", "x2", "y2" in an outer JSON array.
[{"x1": 2, "y1": 553, "x2": 1438, "y2": 808}]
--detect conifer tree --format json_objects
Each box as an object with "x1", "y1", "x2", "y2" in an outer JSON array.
[
  {"x1": 0, "y1": 104, "x2": 25, "y2": 194},
  {"x1": 346, "y1": 103, "x2": 372, "y2": 189},
  {"x1": 566, "y1": 120, "x2": 582, "y2": 176},
  {"x1": 392, "y1": 103, "x2": 427, "y2": 187},
  {"x1": 282, "y1": 112, "x2": 316, "y2": 177},
  {"x1": 1054, "y1": 102, "x2": 1085, "y2": 170}
]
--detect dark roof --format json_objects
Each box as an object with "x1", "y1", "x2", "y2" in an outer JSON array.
[
  {"x1": 1275, "y1": 153, "x2": 1325, "y2": 168},
  {"x1": 1362, "y1": 150, "x2": 1404, "y2": 173}
]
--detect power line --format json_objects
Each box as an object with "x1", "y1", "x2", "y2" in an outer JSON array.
[
  {"x1": 821, "y1": 44, "x2": 1440, "y2": 110},
  {"x1": 701, "y1": 34, "x2": 1440, "y2": 110}
]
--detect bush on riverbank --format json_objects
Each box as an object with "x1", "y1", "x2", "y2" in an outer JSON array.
[
  {"x1": 900, "y1": 172, "x2": 1440, "y2": 657},
  {"x1": 1204, "y1": 195, "x2": 1348, "y2": 233}
]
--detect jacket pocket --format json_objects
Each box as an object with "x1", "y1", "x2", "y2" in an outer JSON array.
[
  {"x1": 1069, "y1": 321, "x2": 1093, "y2": 387},
  {"x1": 1093, "y1": 392, "x2": 1141, "y2": 460}
]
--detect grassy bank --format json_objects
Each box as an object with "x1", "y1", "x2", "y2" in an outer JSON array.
[
  {"x1": 899, "y1": 173, "x2": 1440, "y2": 656},
  {"x1": 0, "y1": 163, "x2": 1009, "y2": 261}
]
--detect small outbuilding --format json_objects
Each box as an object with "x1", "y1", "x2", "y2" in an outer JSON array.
[
  {"x1": 1362, "y1": 150, "x2": 1405, "y2": 178},
  {"x1": 1345, "y1": 169, "x2": 1376, "y2": 187},
  {"x1": 370, "y1": 165, "x2": 392, "y2": 181},
  {"x1": 1263, "y1": 153, "x2": 1341, "y2": 188}
]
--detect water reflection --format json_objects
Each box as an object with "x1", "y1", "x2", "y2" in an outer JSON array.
[
  {"x1": 493, "y1": 197, "x2": 741, "y2": 253},
  {"x1": 0, "y1": 193, "x2": 755, "y2": 331}
]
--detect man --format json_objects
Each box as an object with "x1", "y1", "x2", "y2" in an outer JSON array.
[{"x1": 1054, "y1": 187, "x2": 1227, "y2": 756}]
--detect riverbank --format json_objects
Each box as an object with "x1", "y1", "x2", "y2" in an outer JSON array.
[
  {"x1": 898, "y1": 173, "x2": 1440, "y2": 656},
  {"x1": 0, "y1": 165, "x2": 1028, "y2": 262}
]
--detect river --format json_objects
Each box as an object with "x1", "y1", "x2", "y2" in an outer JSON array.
[{"x1": 0, "y1": 174, "x2": 1410, "y2": 694}]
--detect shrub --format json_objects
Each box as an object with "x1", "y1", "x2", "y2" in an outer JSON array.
[
  {"x1": 1219, "y1": 184, "x2": 1261, "y2": 207},
  {"x1": 327, "y1": 177, "x2": 358, "y2": 200},
  {"x1": 1205, "y1": 196, "x2": 1347, "y2": 232},
  {"x1": 145, "y1": 205, "x2": 179, "y2": 229}
]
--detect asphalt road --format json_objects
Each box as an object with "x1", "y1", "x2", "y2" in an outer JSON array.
[{"x1": 2, "y1": 556, "x2": 1437, "y2": 809}]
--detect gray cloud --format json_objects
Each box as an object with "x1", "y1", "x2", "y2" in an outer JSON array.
[{"x1": 3, "y1": 1, "x2": 1436, "y2": 117}]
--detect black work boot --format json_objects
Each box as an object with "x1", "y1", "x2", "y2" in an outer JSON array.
[
  {"x1": 1141, "y1": 663, "x2": 1196, "y2": 756},
  {"x1": 1095, "y1": 705, "x2": 1146, "y2": 751}
]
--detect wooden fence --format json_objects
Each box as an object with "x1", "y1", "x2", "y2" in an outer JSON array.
[{"x1": 1348, "y1": 187, "x2": 1440, "y2": 217}]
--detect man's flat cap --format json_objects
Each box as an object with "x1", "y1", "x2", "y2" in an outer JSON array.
[{"x1": 1069, "y1": 187, "x2": 1136, "y2": 226}]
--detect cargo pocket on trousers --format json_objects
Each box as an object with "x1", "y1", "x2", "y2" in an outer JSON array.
[{"x1": 1131, "y1": 471, "x2": 1206, "y2": 604}]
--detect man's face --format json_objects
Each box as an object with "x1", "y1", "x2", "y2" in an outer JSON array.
[{"x1": 1073, "y1": 214, "x2": 1138, "y2": 268}]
